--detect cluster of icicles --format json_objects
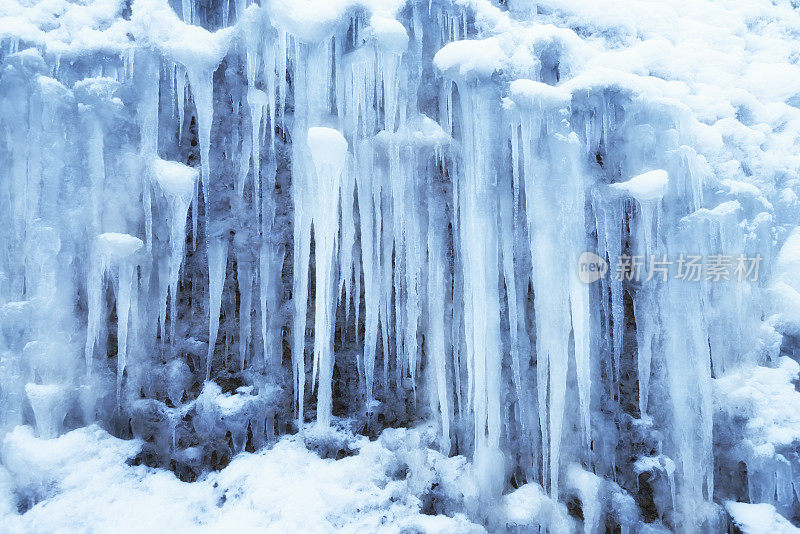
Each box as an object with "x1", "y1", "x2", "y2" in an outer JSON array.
[{"x1": 0, "y1": 0, "x2": 775, "y2": 530}]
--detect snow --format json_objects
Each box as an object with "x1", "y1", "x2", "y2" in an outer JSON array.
[
  {"x1": 0, "y1": 0, "x2": 129, "y2": 58},
  {"x1": 153, "y1": 158, "x2": 198, "y2": 199},
  {"x1": 433, "y1": 38, "x2": 506, "y2": 79},
  {"x1": 370, "y1": 15, "x2": 409, "y2": 53},
  {"x1": 307, "y1": 127, "x2": 349, "y2": 175},
  {"x1": 767, "y1": 229, "x2": 800, "y2": 335},
  {"x1": 1, "y1": 425, "x2": 484, "y2": 533},
  {"x1": 726, "y1": 502, "x2": 800, "y2": 534},
  {"x1": 501, "y1": 483, "x2": 571, "y2": 531},
  {"x1": 129, "y1": 0, "x2": 233, "y2": 69},
  {"x1": 95, "y1": 233, "x2": 143, "y2": 260},
  {"x1": 773, "y1": 228, "x2": 800, "y2": 293},
  {"x1": 508, "y1": 79, "x2": 570, "y2": 109},
  {"x1": 715, "y1": 357, "x2": 800, "y2": 453},
  {"x1": 611, "y1": 170, "x2": 670, "y2": 202}
]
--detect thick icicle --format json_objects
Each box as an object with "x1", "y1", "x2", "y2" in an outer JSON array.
[
  {"x1": 186, "y1": 69, "x2": 214, "y2": 211},
  {"x1": 95, "y1": 233, "x2": 143, "y2": 401},
  {"x1": 509, "y1": 79, "x2": 591, "y2": 496},
  {"x1": 306, "y1": 127, "x2": 347, "y2": 429},
  {"x1": 427, "y1": 183, "x2": 451, "y2": 453},
  {"x1": 153, "y1": 158, "x2": 198, "y2": 350}
]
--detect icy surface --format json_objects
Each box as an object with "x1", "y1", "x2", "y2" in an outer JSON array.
[{"x1": 1, "y1": 0, "x2": 800, "y2": 530}]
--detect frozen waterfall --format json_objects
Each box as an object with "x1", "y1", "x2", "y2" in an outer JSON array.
[{"x1": 1, "y1": 0, "x2": 800, "y2": 531}]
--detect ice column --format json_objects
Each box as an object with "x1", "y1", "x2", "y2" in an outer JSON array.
[
  {"x1": 290, "y1": 38, "x2": 336, "y2": 427},
  {"x1": 435, "y1": 40, "x2": 506, "y2": 494},
  {"x1": 306, "y1": 127, "x2": 348, "y2": 429},
  {"x1": 609, "y1": 169, "x2": 669, "y2": 417},
  {"x1": 509, "y1": 80, "x2": 592, "y2": 497},
  {"x1": 95, "y1": 233, "x2": 143, "y2": 400}
]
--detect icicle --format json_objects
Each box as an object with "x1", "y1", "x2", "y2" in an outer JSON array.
[
  {"x1": 237, "y1": 258, "x2": 253, "y2": 371},
  {"x1": 25, "y1": 384, "x2": 71, "y2": 439},
  {"x1": 427, "y1": 183, "x2": 451, "y2": 453},
  {"x1": 84, "y1": 115, "x2": 105, "y2": 234},
  {"x1": 185, "y1": 68, "x2": 214, "y2": 214},
  {"x1": 306, "y1": 127, "x2": 347, "y2": 429},
  {"x1": 206, "y1": 236, "x2": 228, "y2": 379},
  {"x1": 236, "y1": 115, "x2": 251, "y2": 198},
  {"x1": 247, "y1": 88, "x2": 267, "y2": 202},
  {"x1": 176, "y1": 65, "x2": 186, "y2": 142},
  {"x1": 276, "y1": 31, "x2": 288, "y2": 122},
  {"x1": 262, "y1": 35, "x2": 277, "y2": 146},
  {"x1": 115, "y1": 259, "x2": 135, "y2": 401},
  {"x1": 259, "y1": 158, "x2": 282, "y2": 370},
  {"x1": 153, "y1": 158, "x2": 198, "y2": 350},
  {"x1": 446, "y1": 76, "x2": 504, "y2": 497},
  {"x1": 181, "y1": 0, "x2": 192, "y2": 24},
  {"x1": 355, "y1": 141, "x2": 380, "y2": 407},
  {"x1": 290, "y1": 39, "x2": 339, "y2": 428},
  {"x1": 84, "y1": 256, "x2": 103, "y2": 375},
  {"x1": 338, "y1": 157, "x2": 356, "y2": 325},
  {"x1": 89, "y1": 233, "x2": 143, "y2": 400},
  {"x1": 137, "y1": 53, "x2": 160, "y2": 253},
  {"x1": 508, "y1": 79, "x2": 591, "y2": 496},
  {"x1": 498, "y1": 139, "x2": 526, "y2": 438}
]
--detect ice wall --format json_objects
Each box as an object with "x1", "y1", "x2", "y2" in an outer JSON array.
[{"x1": 1, "y1": 0, "x2": 800, "y2": 531}]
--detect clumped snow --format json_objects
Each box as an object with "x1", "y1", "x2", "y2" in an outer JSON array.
[{"x1": 0, "y1": 0, "x2": 799, "y2": 531}]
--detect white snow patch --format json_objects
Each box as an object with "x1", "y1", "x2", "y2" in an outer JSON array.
[
  {"x1": 434, "y1": 37, "x2": 506, "y2": 79},
  {"x1": 726, "y1": 501, "x2": 800, "y2": 534},
  {"x1": 153, "y1": 158, "x2": 198, "y2": 199},
  {"x1": 96, "y1": 233, "x2": 143, "y2": 260},
  {"x1": 370, "y1": 15, "x2": 409, "y2": 52},
  {"x1": 501, "y1": 482, "x2": 571, "y2": 531},
  {"x1": 0, "y1": 425, "x2": 485, "y2": 532},
  {"x1": 767, "y1": 228, "x2": 800, "y2": 335},
  {"x1": 307, "y1": 127, "x2": 349, "y2": 174},
  {"x1": 508, "y1": 79, "x2": 570, "y2": 109},
  {"x1": 611, "y1": 170, "x2": 669, "y2": 202},
  {"x1": 715, "y1": 357, "x2": 800, "y2": 454}
]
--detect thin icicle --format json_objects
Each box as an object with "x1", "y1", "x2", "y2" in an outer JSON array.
[{"x1": 206, "y1": 236, "x2": 228, "y2": 379}]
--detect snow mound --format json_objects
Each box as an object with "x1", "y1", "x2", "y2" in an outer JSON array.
[
  {"x1": 307, "y1": 127, "x2": 349, "y2": 173},
  {"x1": 725, "y1": 501, "x2": 800, "y2": 534},
  {"x1": 96, "y1": 233, "x2": 143, "y2": 260},
  {"x1": 0, "y1": 425, "x2": 485, "y2": 533},
  {"x1": 715, "y1": 357, "x2": 800, "y2": 453},
  {"x1": 502, "y1": 482, "x2": 571, "y2": 531},
  {"x1": 370, "y1": 15, "x2": 409, "y2": 52},
  {"x1": 508, "y1": 79, "x2": 570, "y2": 109},
  {"x1": 612, "y1": 170, "x2": 669, "y2": 202},
  {"x1": 434, "y1": 38, "x2": 506, "y2": 79},
  {"x1": 153, "y1": 158, "x2": 198, "y2": 199}
]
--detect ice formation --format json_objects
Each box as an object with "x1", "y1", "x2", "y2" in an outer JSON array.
[{"x1": 1, "y1": 0, "x2": 800, "y2": 531}]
